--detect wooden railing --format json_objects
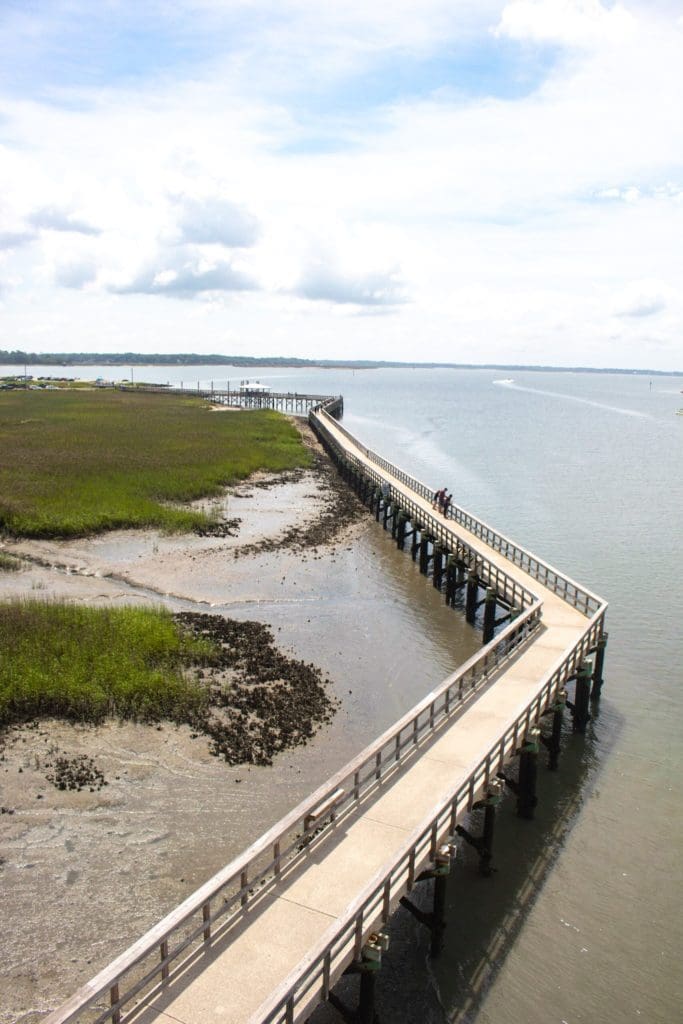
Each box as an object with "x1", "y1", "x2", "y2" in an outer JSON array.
[
  {"x1": 249, "y1": 608, "x2": 606, "y2": 1024},
  {"x1": 318, "y1": 409, "x2": 602, "y2": 617}
]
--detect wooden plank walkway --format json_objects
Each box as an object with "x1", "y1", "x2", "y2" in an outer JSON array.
[{"x1": 44, "y1": 403, "x2": 606, "y2": 1024}]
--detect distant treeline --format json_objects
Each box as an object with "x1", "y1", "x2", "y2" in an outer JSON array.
[{"x1": 0, "y1": 350, "x2": 680, "y2": 376}]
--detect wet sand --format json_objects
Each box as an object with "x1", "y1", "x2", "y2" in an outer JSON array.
[{"x1": 0, "y1": 425, "x2": 479, "y2": 1022}]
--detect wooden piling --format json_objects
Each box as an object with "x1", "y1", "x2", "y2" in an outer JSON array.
[
  {"x1": 572, "y1": 662, "x2": 592, "y2": 733},
  {"x1": 466, "y1": 570, "x2": 479, "y2": 624},
  {"x1": 396, "y1": 511, "x2": 408, "y2": 550},
  {"x1": 432, "y1": 545, "x2": 445, "y2": 589},
  {"x1": 419, "y1": 534, "x2": 431, "y2": 575},
  {"x1": 546, "y1": 688, "x2": 566, "y2": 770},
  {"x1": 591, "y1": 632, "x2": 608, "y2": 699},
  {"x1": 516, "y1": 727, "x2": 540, "y2": 819},
  {"x1": 482, "y1": 588, "x2": 497, "y2": 643},
  {"x1": 411, "y1": 525, "x2": 421, "y2": 562},
  {"x1": 445, "y1": 555, "x2": 457, "y2": 606}
]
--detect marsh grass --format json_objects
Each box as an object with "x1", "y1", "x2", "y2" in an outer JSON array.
[
  {"x1": 0, "y1": 552, "x2": 20, "y2": 571},
  {"x1": 0, "y1": 600, "x2": 215, "y2": 727},
  {"x1": 0, "y1": 390, "x2": 310, "y2": 537}
]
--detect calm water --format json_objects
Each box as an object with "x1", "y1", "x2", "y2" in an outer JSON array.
[{"x1": 4, "y1": 364, "x2": 682, "y2": 1022}]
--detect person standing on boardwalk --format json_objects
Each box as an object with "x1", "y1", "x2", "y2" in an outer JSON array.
[
  {"x1": 432, "y1": 487, "x2": 445, "y2": 510},
  {"x1": 442, "y1": 492, "x2": 452, "y2": 517}
]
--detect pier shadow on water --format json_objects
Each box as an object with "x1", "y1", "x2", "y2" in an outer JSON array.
[{"x1": 310, "y1": 698, "x2": 623, "y2": 1024}]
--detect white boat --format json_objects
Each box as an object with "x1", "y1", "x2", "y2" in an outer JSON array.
[{"x1": 239, "y1": 379, "x2": 271, "y2": 394}]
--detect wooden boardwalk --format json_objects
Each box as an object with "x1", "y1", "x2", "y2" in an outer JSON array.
[{"x1": 45, "y1": 401, "x2": 607, "y2": 1024}]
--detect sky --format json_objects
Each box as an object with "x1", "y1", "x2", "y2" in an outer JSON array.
[{"x1": 0, "y1": 0, "x2": 682, "y2": 370}]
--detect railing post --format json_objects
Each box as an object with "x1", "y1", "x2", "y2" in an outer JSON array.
[
  {"x1": 160, "y1": 939, "x2": 169, "y2": 981},
  {"x1": 110, "y1": 983, "x2": 121, "y2": 1024}
]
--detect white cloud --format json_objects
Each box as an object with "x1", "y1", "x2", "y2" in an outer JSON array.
[
  {"x1": 109, "y1": 246, "x2": 257, "y2": 298},
  {"x1": 174, "y1": 195, "x2": 260, "y2": 247},
  {"x1": 28, "y1": 206, "x2": 101, "y2": 236},
  {"x1": 614, "y1": 281, "x2": 669, "y2": 318},
  {"x1": 0, "y1": 228, "x2": 36, "y2": 249},
  {"x1": 496, "y1": 0, "x2": 637, "y2": 47},
  {"x1": 293, "y1": 260, "x2": 407, "y2": 308},
  {"x1": 54, "y1": 256, "x2": 97, "y2": 289}
]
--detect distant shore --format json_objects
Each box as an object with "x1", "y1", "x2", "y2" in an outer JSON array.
[{"x1": 2, "y1": 352, "x2": 682, "y2": 375}]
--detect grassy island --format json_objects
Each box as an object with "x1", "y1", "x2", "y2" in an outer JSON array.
[
  {"x1": 0, "y1": 601, "x2": 213, "y2": 728},
  {"x1": 0, "y1": 390, "x2": 309, "y2": 537}
]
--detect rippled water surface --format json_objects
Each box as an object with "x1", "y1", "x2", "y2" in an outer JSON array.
[{"x1": 4, "y1": 363, "x2": 681, "y2": 1023}]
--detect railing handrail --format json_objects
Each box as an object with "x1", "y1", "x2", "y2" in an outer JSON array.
[
  {"x1": 320, "y1": 408, "x2": 602, "y2": 615},
  {"x1": 249, "y1": 603, "x2": 607, "y2": 1024}
]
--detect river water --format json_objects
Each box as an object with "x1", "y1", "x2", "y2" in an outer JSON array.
[{"x1": 3, "y1": 364, "x2": 681, "y2": 1023}]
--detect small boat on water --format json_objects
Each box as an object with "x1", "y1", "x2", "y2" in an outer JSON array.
[{"x1": 239, "y1": 379, "x2": 271, "y2": 394}]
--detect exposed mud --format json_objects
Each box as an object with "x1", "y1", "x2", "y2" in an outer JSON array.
[
  {"x1": 175, "y1": 612, "x2": 339, "y2": 765},
  {"x1": 233, "y1": 431, "x2": 365, "y2": 558}
]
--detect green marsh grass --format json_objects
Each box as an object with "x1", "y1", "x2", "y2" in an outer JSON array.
[
  {"x1": 0, "y1": 390, "x2": 309, "y2": 537},
  {"x1": 0, "y1": 600, "x2": 215, "y2": 727}
]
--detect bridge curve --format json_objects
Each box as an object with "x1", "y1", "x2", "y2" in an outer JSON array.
[{"x1": 44, "y1": 397, "x2": 607, "y2": 1024}]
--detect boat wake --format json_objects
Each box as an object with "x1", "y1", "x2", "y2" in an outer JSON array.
[{"x1": 500, "y1": 381, "x2": 652, "y2": 419}]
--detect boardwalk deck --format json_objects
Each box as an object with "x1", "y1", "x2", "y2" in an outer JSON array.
[{"x1": 44, "y1": 401, "x2": 606, "y2": 1024}]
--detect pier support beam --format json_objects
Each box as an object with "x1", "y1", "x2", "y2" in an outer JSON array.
[
  {"x1": 419, "y1": 534, "x2": 431, "y2": 575},
  {"x1": 455, "y1": 779, "x2": 503, "y2": 876},
  {"x1": 328, "y1": 933, "x2": 389, "y2": 1024},
  {"x1": 396, "y1": 511, "x2": 408, "y2": 550},
  {"x1": 411, "y1": 526, "x2": 421, "y2": 562},
  {"x1": 541, "y1": 688, "x2": 567, "y2": 770},
  {"x1": 498, "y1": 727, "x2": 540, "y2": 819},
  {"x1": 465, "y1": 571, "x2": 480, "y2": 625},
  {"x1": 591, "y1": 632, "x2": 608, "y2": 700},
  {"x1": 399, "y1": 843, "x2": 454, "y2": 958},
  {"x1": 391, "y1": 506, "x2": 401, "y2": 540},
  {"x1": 432, "y1": 545, "x2": 446, "y2": 589},
  {"x1": 373, "y1": 488, "x2": 381, "y2": 521},
  {"x1": 567, "y1": 662, "x2": 592, "y2": 734},
  {"x1": 445, "y1": 556, "x2": 456, "y2": 606},
  {"x1": 482, "y1": 588, "x2": 497, "y2": 644}
]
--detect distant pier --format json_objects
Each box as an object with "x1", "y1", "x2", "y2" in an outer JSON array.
[{"x1": 119, "y1": 383, "x2": 343, "y2": 417}]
